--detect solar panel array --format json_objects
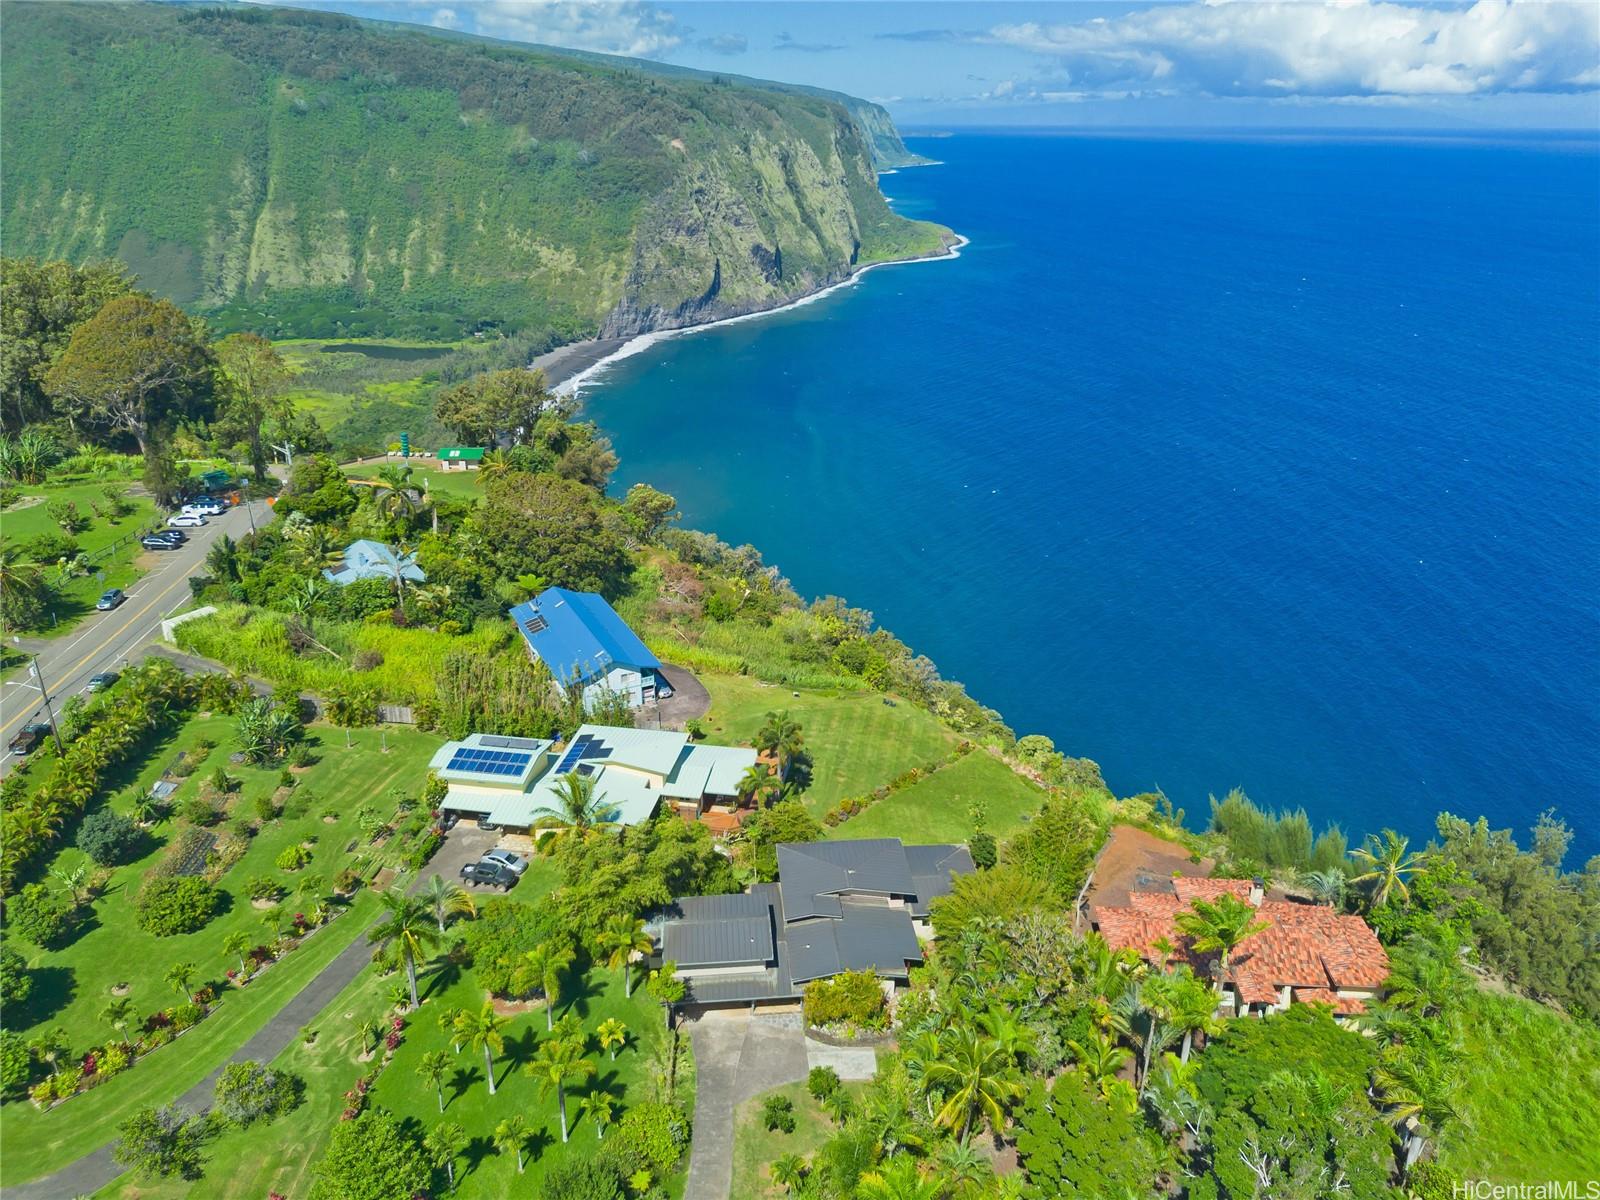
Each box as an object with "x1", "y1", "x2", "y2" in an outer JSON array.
[
  {"x1": 480, "y1": 735, "x2": 545, "y2": 751},
  {"x1": 554, "y1": 734, "x2": 593, "y2": 775},
  {"x1": 446, "y1": 747, "x2": 533, "y2": 777}
]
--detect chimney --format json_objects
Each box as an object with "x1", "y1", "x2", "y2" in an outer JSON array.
[{"x1": 1249, "y1": 878, "x2": 1264, "y2": 906}]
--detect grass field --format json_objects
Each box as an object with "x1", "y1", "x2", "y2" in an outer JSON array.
[
  {"x1": 700, "y1": 675, "x2": 958, "y2": 818},
  {"x1": 0, "y1": 718, "x2": 444, "y2": 1185},
  {"x1": 344, "y1": 460, "x2": 487, "y2": 503},
  {"x1": 730, "y1": 1080, "x2": 867, "y2": 1199},
  {"x1": 827, "y1": 750, "x2": 1046, "y2": 845},
  {"x1": 1437, "y1": 988, "x2": 1600, "y2": 1181}
]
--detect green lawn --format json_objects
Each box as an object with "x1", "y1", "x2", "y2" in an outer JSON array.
[
  {"x1": 826, "y1": 750, "x2": 1045, "y2": 845},
  {"x1": 1437, "y1": 988, "x2": 1600, "y2": 1181},
  {"x1": 700, "y1": 675, "x2": 958, "y2": 817},
  {"x1": 92, "y1": 958, "x2": 394, "y2": 1200},
  {"x1": 0, "y1": 718, "x2": 445, "y2": 1185},
  {"x1": 1, "y1": 482, "x2": 159, "y2": 636},
  {"x1": 365, "y1": 957, "x2": 677, "y2": 1198},
  {"x1": 730, "y1": 1080, "x2": 866, "y2": 1199},
  {"x1": 345, "y1": 460, "x2": 486, "y2": 503}
]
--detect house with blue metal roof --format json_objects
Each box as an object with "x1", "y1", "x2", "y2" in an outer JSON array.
[
  {"x1": 509, "y1": 587, "x2": 669, "y2": 711},
  {"x1": 323, "y1": 540, "x2": 425, "y2": 588}
]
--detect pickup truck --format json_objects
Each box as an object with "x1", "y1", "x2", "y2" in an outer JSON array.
[
  {"x1": 7, "y1": 723, "x2": 53, "y2": 756},
  {"x1": 459, "y1": 860, "x2": 518, "y2": 890}
]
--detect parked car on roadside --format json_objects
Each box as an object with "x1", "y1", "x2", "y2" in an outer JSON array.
[
  {"x1": 96, "y1": 588, "x2": 126, "y2": 611},
  {"x1": 459, "y1": 860, "x2": 518, "y2": 890},
  {"x1": 167, "y1": 513, "x2": 206, "y2": 528},
  {"x1": 182, "y1": 499, "x2": 227, "y2": 516},
  {"x1": 7, "y1": 725, "x2": 50, "y2": 756},
  {"x1": 481, "y1": 849, "x2": 528, "y2": 876},
  {"x1": 140, "y1": 535, "x2": 180, "y2": 550},
  {"x1": 86, "y1": 671, "x2": 120, "y2": 692},
  {"x1": 152, "y1": 528, "x2": 186, "y2": 542}
]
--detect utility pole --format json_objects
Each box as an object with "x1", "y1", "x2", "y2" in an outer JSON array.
[
  {"x1": 270, "y1": 440, "x2": 295, "y2": 469},
  {"x1": 28, "y1": 655, "x2": 64, "y2": 755}
]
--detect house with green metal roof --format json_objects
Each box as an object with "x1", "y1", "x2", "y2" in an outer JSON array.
[{"x1": 437, "y1": 446, "x2": 485, "y2": 470}]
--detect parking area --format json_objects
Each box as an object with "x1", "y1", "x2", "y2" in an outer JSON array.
[{"x1": 420, "y1": 821, "x2": 502, "y2": 890}]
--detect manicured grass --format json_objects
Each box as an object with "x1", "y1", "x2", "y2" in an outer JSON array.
[
  {"x1": 826, "y1": 750, "x2": 1045, "y2": 845},
  {"x1": 345, "y1": 461, "x2": 486, "y2": 503},
  {"x1": 1437, "y1": 988, "x2": 1600, "y2": 1181},
  {"x1": 730, "y1": 1080, "x2": 866, "y2": 1199},
  {"x1": 701, "y1": 675, "x2": 957, "y2": 817},
  {"x1": 365, "y1": 959, "x2": 676, "y2": 1198},
  {"x1": 0, "y1": 718, "x2": 445, "y2": 1185},
  {"x1": 91, "y1": 956, "x2": 394, "y2": 1200}
]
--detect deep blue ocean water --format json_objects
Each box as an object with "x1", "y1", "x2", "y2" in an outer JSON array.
[{"x1": 583, "y1": 131, "x2": 1600, "y2": 863}]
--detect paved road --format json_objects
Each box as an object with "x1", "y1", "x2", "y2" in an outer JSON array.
[
  {"x1": 0, "y1": 498, "x2": 271, "y2": 776},
  {"x1": 683, "y1": 1013, "x2": 809, "y2": 1200}
]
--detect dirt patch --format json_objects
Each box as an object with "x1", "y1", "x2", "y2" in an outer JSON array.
[
  {"x1": 490, "y1": 996, "x2": 543, "y2": 1017},
  {"x1": 1085, "y1": 824, "x2": 1215, "y2": 912}
]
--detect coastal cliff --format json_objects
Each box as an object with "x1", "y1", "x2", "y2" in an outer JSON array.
[{"x1": 1, "y1": 2, "x2": 951, "y2": 344}]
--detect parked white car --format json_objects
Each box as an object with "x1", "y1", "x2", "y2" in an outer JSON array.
[
  {"x1": 481, "y1": 849, "x2": 529, "y2": 876},
  {"x1": 183, "y1": 499, "x2": 227, "y2": 516},
  {"x1": 167, "y1": 513, "x2": 207, "y2": 528}
]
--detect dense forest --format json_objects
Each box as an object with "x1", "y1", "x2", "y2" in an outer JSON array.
[{"x1": 1, "y1": 3, "x2": 952, "y2": 344}]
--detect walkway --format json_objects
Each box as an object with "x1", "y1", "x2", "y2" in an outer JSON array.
[{"x1": 682, "y1": 1013, "x2": 809, "y2": 1200}]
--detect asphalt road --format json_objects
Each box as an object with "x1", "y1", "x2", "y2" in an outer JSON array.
[{"x1": 0, "y1": 499, "x2": 271, "y2": 775}]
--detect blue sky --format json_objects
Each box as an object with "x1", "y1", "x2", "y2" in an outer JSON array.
[{"x1": 264, "y1": 1, "x2": 1600, "y2": 128}]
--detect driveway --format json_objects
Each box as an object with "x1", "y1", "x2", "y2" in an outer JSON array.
[
  {"x1": 425, "y1": 822, "x2": 503, "y2": 890},
  {"x1": 683, "y1": 1012, "x2": 809, "y2": 1200},
  {"x1": 650, "y1": 663, "x2": 711, "y2": 731}
]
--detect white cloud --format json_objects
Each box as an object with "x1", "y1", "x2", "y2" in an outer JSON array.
[
  {"x1": 430, "y1": 8, "x2": 460, "y2": 30},
  {"x1": 985, "y1": 0, "x2": 1600, "y2": 97},
  {"x1": 441, "y1": 1, "x2": 682, "y2": 58}
]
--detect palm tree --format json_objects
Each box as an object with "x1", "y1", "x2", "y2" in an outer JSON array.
[
  {"x1": 1173, "y1": 893, "x2": 1270, "y2": 994},
  {"x1": 594, "y1": 915, "x2": 653, "y2": 997},
  {"x1": 437, "y1": 1005, "x2": 467, "y2": 1054},
  {"x1": 579, "y1": 1090, "x2": 614, "y2": 1139},
  {"x1": 938, "y1": 1138, "x2": 995, "y2": 1192},
  {"x1": 597, "y1": 1017, "x2": 627, "y2": 1061},
  {"x1": 857, "y1": 1157, "x2": 945, "y2": 1200},
  {"x1": 100, "y1": 997, "x2": 135, "y2": 1041},
  {"x1": 1067, "y1": 1029, "x2": 1134, "y2": 1099},
  {"x1": 460, "y1": 1001, "x2": 508, "y2": 1096},
  {"x1": 366, "y1": 889, "x2": 442, "y2": 1010},
  {"x1": 530, "y1": 770, "x2": 619, "y2": 838},
  {"x1": 286, "y1": 578, "x2": 325, "y2": 637},
  {"x1": 512, "y1": 940, "x2": 576, "y2": 1032},
  {"x1": 525, "y1": 1036, "x2": 596, "y2": 1143},
  {"x1": 51, "y1": 861, "x2": 90, "y2": 906},
  {"x1": 923, "y1": 1028, "x2": 1021, "y2": 1141},
  {"x1": 423, "y1": 1120, "x2": 467, "y2": 1190},
  {"x1": 164, "y1": 962, "x2": 197, "y2": 999},
  {"x1": 421, "y1": 875, "x2": 476, "y2": 935},
  {"x1": 1350, "y1": 830, "x2": 1429, "y2": 908},
  {"x1": 1302, "y1": 867, "x2": 1349, "y2": 908},
  {"x1": 753, "y1": 711, "x2": 804, "y2": 783},
  {"x1": 1375, "y1": 1045, "x2": 1462, "y2": 1176},
  {"x1": 770, "y1": 1152, "x2": 807, "y2": 1196},
  {"x1": 0, "y1": 545, "x2": 50, "y2": 630},
  {"x1": 417, "y1": 1049, "x2": 452, "y2": 1113},
  {"x1": 371, "y1": 464, "x2": 419, "y2": 521},
  {"x1": 1386, "y1": 941, "x2": 1470, "y2": 1018},
  {"x1": 478, "y1": 448, "x2": 513, "y2": 485},
  {"x1": 493, "y1": 1114, "x2": 533, "y2": 1173}
]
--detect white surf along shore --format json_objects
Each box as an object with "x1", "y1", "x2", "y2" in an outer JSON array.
[{"x1": 544, "y1": 233, "x2": 970, "y2": 399}]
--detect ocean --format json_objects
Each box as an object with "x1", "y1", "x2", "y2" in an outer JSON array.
[{"x1": 580, "y1": 130, "x2": 1600, "y2": 864}]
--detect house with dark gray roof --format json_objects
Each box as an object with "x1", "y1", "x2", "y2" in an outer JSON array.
[{"x1": 649, "y1": 838, "x2": 974, "y2": 1009}]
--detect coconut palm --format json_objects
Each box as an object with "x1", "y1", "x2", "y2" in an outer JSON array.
[
  {"x1": 1350, "y1": 830, "x2": 1429, "y2": 908},
  {"x1": 594, "y1": 915, "x2": 652, "y2": 997},
  {"x1": 424, "y1": 1120, "x2": 467, "y2": 1189},
  {"x1": 922, "y1": 1028, "x2": 1022, "y2": 1141},
  {"x1": 525, "y1": 1035, "x2": 596, "y2": 1143},
  {"x1": 371, "y1": 464, "x2": 419, "y2": 521},
  {"x1": 478, "y1": 448, "x2": 514, "y2": 485},
  {"x1": 770, "y1": 1152, "x2": 807, "y2": 1196},
  {"x1": 366, "y1": 889, "x2": 442, "y2": 1010},
  {"x1": 1376, "y1": 1046, "x2": 1462, "y2": 1176},
  {"x1": 420, "y1": 875, "x2": 476, "y2": 935},
  {"x1": 511, "y1": 940, "x2": 576, "y2": 1032},
  {"x1": 1173, "y1": 893, "x2": 1271, "y2": 992},
  {"x1": 0, "y1": 546, "x2": 51, "y2": 630},
  {"x1": 857, "y1": 1157, "x2": 945, "y2": 1200},
  {"x1": 164, "y1": 961, "x2": 197, "y2": 999},
  {"x1": 417, "y1": 1049, "x2": 451, "y2": 1112},
  {"x1": 530, "y1": 770, "x2": 619, "y2": 838},
  {"x1": 460, "y1": 1001, "x2": 508, "y2": 1096},
  {"x1": 597, "y1": 1017, "x2": 628, "y2": 1061},
  {"x1": 753, "y1": 711, "x2": 804, "y2": 783},
  {"x1": 579, "y1": 1090, "x2": 614, "y2": 1139},
  {"x1": 494, "y1": 1113, "x2": 533, "y2": 1173}
]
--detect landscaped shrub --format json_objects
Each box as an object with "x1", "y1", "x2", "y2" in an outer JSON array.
[
  {"x1": 615, "y1": 1100, "x2": 691, "y2": 1176},
  {"x1": 6, "y1": 882, "x2": 77, "y2": 947},
  {"x1": 246, "y1": 876, "x2": 282, "y2": 902},
  {"x1": 169, "y1": 1002, "x2": 204, "y2": 1031},
  {"x1": 179, "y1": 795, "x2": 220, "y2": 827},
  {"x1": 969, "y1": 830, "x2": 998, "y2": 869},
  {"x1": 214, "y1": 1060, "x2": 301, "y2": 1126},
  {"x1": 133, "y1": 877, "x2": 221, "y2": 936},
  {"x1": 539, "y1": 1157, "x2": 627, "y2": 1200},
  {"x1": 76, "y1": 808, "x2": 142, "y2": 866},
  {"x1": 460, "y1": 898, "x2": 566, "y2": 996},
  {"x1": 803, "y1": 970, "x2": 888, "y2": 1033},
  {"x1": 1, "y1": 945, "x2": 33, "y2": 1005},
  {"x1": 275, "y1": 844, "x2": 312, "y2": 872},
  {"x1": 24, "y1": 531, "x2": 79, "y2": 562},
  {"x1": 807, "y1": 1065, "x2": 841, "y2": 1101},
  {"x1": 761, "y1": 1093, "x2": 796, "y2": 1133},
  {"x1": 0, "y1": 1029, "x2": 32, "y2": 1098}
]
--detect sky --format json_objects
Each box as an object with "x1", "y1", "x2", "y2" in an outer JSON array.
[{"x1": 259, "y1": 1, "x2": 1600, "y2": 129}]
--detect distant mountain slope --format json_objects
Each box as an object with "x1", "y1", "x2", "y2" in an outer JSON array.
[{"x1": 1, "y1": 3, "x2": 952, "y2": 342}]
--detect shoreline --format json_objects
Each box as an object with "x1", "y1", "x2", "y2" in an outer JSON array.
[{"x1": 537, "y1": 234, "x2": 970, "y2": 397}]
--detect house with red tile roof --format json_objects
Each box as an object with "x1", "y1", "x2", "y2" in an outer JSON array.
[{"x1": 1090, "y1": 875, "x2": 1389, "y2": 1020}]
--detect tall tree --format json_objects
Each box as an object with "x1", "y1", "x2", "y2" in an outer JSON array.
[
  {"x1": 416, "y1": 1049, "x2": 451, "y2": 1113},
  {"x1": 366, "y1": 890, "x2": 441, "y2": 1010},
  {"x1": 435, "y1": 368, "x2": 552, "y2": 446},
  {"x1": 472, "y1": 471, "x2": 630, "y2": 593},
  {"x1": 0, "y1": 257, "x2": 133, "y2": 432},
  {"x1": 460, "y1": 1001, "x2": 508, "y2": 1096},
  {"x1": 531, "y1": 771, "x2": 619, "y2": 841},
  {"x1": 1350, "y1": 829, "x2": 1429, "y2": 908},
  {"x1": 922, "y1": 1028, "x2": 1022, "y2": 1141},
  {"x1": 1173, "y1": 893, "x2": 1271, "y2": 994},
  {"x1": 493, "y1": 1114, "x2": 532, "y2": 1173},
  {"x1": 43, "y1": 294, "x2": 214, "y2": 491},
  {"x1": 511, "y1": 940, "x2": 576, "y2": 1032},
  {"x1": 525, "y1": 1035, "x2": 596, "y2": 1143},
  {"x1": 593, "y1": 915, "x2": 652, "y2": 997},
  {"x1": 423, "y1": 1120, "x2": 466, "y2": 1190},
  {"x1": 214, "y1": 332, "x2": 291, "y2": 482},
  {"x1": 754, "y1": 711, "x2": 804, "y2": 783}
]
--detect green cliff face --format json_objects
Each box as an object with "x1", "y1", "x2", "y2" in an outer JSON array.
[{"x1": 1, "y1": 3, "x2": 952, "y2": 342}]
